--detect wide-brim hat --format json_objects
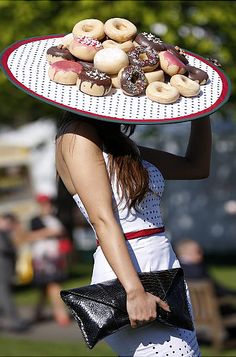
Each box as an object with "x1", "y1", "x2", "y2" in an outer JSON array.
[{"x1": 0, "y1": 34, "x2": 231, "y2": 125}]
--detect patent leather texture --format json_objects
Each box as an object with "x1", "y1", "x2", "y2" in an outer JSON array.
[{"x1": 60, "y1": 267, "x2": 193, "y2": 349}]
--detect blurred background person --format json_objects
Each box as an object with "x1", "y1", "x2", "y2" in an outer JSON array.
[
  {"x1": 0, "y1": 213, "x2": 29, "y2": 332},
  {"x1": 28, "y1": 194, "x2": 71, "y2": 326}
]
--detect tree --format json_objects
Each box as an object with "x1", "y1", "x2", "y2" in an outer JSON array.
[{"x1": 0, "y1": 0, "x2": 235, "y2": 125}]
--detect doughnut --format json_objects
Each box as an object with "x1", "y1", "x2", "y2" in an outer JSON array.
[
  {"x1": 102, "y1": 39, "x2": 135, "y2": 53},
  {"x1": 146, "y1": 81, "x2": 180, "y2": 104},
  {"x1": 72, "y1": 19, "x2": 105, "y2": 40},
  {"x1": 110, "y1": 73, "x2": 121, "y2": 88},
  {"x1": 186, "y1": 65, "x2": 209, "y2": 85},
  {"x1": 94, "y1": 48, "x2": 129, "y2": 75},
  {"x1": 46, "y1": 45, "x2": 76, "y2": 64},
  {"x1": 104, "y1": 18, "x2": 137, "y2": 43},
  {"x1": 48, "y1": 60, "x2": 83, "y2": 85},
  {"x1": 170, "y1": 74, "x2": 200, "y2": 97},
  {"x1": 127, "y1": 46, "x2": 159, "y2": 72},
  {"x1": 165, "y1": 45, "x2": 189, "y2": 65},
  {"x1": 119, "y1": 65, "x2": 148, "y2": 96},
  {"x1": 69, "y1": 36, "x2": 103, "y2": 61},
  {"x1": 159, "y1": 50, "x2": 186, "y2": 76},
  {"x1": 77, "y1": 68, "x2": 112, "y2": 96},
  {"x1": 145, "y1": 69, "x2": 164, "y2": 84},
  {"x1": 59, "y1": 33, "x2": 74, "y2": 49},
  {"x1": 134, "y1": 32, "x2": 166, "y2": 52}
]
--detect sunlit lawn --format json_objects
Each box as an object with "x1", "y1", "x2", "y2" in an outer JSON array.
[{"x1": 5, "y1": 263, "x2": 236, "y2": 356}]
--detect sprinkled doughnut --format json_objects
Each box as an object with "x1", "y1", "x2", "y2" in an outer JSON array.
[
  {"x1": 119, "y1": 65, "x2": 148, "y2": 96},
  {"x1": 128, "y1": 46, "x2": 159, "y2": 72},
  {"x1": 48, "y1": 60, "x2": 83, "y2": 85},
  {"x1": 134, "y1": 32, "x2": 166, "y2": 52},
  {"x1": 104, "y1": 18, "x2": 137, "y2": 43},
  {"x1": 77, "y1": 68, "x2": 112, "y2": 96},
  {"x1": 69, "y1": 36, "x2": 103, "y2": 61},
  {"x1": 159, "y1": 50, "x2": 186, "y2": 76},
  {"x1": 72, "y1": 19, "x2": 105, "y2": 40},
  {"x1": 146, "y1": 81, "x2": 180, "y2": 104},
  {"x1": 170, "y1": 74, "x2": 200, "y2": 97},
  {"x1": 186, "y1": 65, "x2": 209, "y2": 85},
  {"x1": 102, "y1": 39, "x2": 135, "y2": 53},
  {"x1": 94, "y1": 48, "x2": 129, "y2": 75},
  {"x1": 46, "y1": 45, "x2": 76, "y2": 64}
]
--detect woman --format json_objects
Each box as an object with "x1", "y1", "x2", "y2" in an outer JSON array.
[{"x1": 56, "y1": 111, "x2": 211, "y2": 356}]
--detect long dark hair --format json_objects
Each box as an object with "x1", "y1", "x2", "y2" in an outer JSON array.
[{"x1": 57, "y1": 112, "x2": 149, "y2": 209}]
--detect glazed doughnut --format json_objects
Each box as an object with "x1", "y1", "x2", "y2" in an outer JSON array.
[
  {"x1": 48, "y1": 60, "x2": 83, "y2": 85},
  {"x1": 165, "y1": 45, "x2": 189, "y2": 65},
  {"x1": 145, "y1": 69, "x2": 164, "y2": 84},
  {"x1": 186, "y1": 65, "x2": 209, "y2": 85},
  {"x1": 46, "y1": 45, "x2": 76, "y2": 64},
  {"x1": 77, "y1": 68, "x2": 112, "y2": 96},
  {"x1": 94, "y1": 48, "x2": 129, "y2": 75},
  {"x1": 134, "y1": 32, "x2": 166, "y2": 52},
  {"x1": 128, "y1": 46, "x2": 159, "y2": 72},
  {"x1": 59, "y1": 33, "x2": 74, "y2": 49},
  {"x1": 146, "y1": 81, "x2": 180, "y2": 104},
  {"x1": 69, "y1": 36, "x2": 103, "y2": 61},
  {"x1": 104, "y1": 18, "x2": 137, "y2": 42},
  {"x1": 102, "y1": 39, "x2": 135, "y2": 53},
  {"x1": 170, "y1": 74, "x2": 200, "y2": 97},
  {"x1": 119, "y1": 65, "x2": 148, "y2": 96},
  {"x1": 72, "y1": 19, "x2": 105, "y2": 40},
  {"x1": 159, "y1": 50, "x2": 186, "y2": 76}
]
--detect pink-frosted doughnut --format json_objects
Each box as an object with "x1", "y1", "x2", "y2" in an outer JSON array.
[
  {"x1": 102, "y1": 39, "x2": 135, "y2": 53},
  {"x1": 159, "y1": 50, "x2": 186, "y2": 76},
  {"x1": 48, "y1": 60, "x2": 83, "y2": 85},
  {"x1": 69, "y1": 36, "x2": 103, "y2": 61},
  {"x1": 72, "y1": 19, "x2": 105, "y2": 40},
  {"x1": 104, "y1": 18, "x2": 137, "y2": 43}
]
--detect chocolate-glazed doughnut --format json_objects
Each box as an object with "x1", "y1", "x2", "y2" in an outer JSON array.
[
  {"x1": 46, "y1": 45, "x2": 76, "y2": 64},
  {"x1": 186, "y1": 65, "x2": 209, "y2": 85},
  {"x1": 119, "y1": 65, "x2": 148, "y2": 96},
  {"x1": 134, "y1": 32, "x2": 166, "y2": 52},
  {"x1": 77, "y1": 68, "x2": 112, "y2": 96},
  {"x1": 127, "y1": 46, "x2": 159, "y2": 72}
]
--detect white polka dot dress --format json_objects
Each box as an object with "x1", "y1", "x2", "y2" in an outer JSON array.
[{"x1": 73, "y1": 156, "x2": 201, "y2": 357}]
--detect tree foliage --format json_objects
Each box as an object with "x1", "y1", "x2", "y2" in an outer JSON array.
[{"x1": 0, "y1": 0, "x2": 235, "y2": 125}]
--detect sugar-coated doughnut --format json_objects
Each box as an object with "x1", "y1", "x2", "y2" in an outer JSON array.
[
  {"x1": 59, "y1": 33, "x2": 74, "y2": 49},
  {"x1": 127, "y1": 46, "x2": 159, "y2": 72},
  {"x1": 186, "y1": 65, "x2": 209, "y2": 85},
  {"x1": 102, "y1": 39, "x2": 135, "y2": 53},
  {"x1": 159, "y1": 50, "x2": 186, "y2": 76},
  {"x1": 134, "y1": 32, "x2": 166, "y2": 52},
  {"x1": 104, "y1": 18, "x2": 137, "y2": 43},
  {"x1": 94, "y1": 48, "x2": 129, "y2": 75},
  {"x1": 48, "y1": 60, "x2": 83, "y2": 85},
  {"x1": 119, "y1": 65, "x2": 148, "y2": 96},
  {"x1": 73, "y1": 19, "x2": 105, "y2": 40},
  {"x1": 77, "y1": 68, "x2": 112, "y2": 96},
  {"x1": 146, "y1": 81, "x2": 180, "y2": 104},
  {"x1": 170, "y1": 74, "x2": 200, "y2": 97},
  {"x1": 69, "y1": 36, "x2": 103, "y2": 61},
  {"x1": 145, "y1": 70, "x2": 164, "y2": 84},
  {"x1": 46, "y1": 45, "x2": 76, "y2": 64}
]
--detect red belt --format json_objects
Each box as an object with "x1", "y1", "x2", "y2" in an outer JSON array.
[{"x1": 96, "y1": 226, "x2": 165, "y2": 246}]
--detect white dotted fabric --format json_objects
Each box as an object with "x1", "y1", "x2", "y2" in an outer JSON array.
[{"x1": 7, "y1": 36, "x2": 222, "y2": 123}]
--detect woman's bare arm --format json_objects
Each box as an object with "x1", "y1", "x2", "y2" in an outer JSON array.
[{"x1": 139, "y1": 116, "x2": 212, "y2": 180}]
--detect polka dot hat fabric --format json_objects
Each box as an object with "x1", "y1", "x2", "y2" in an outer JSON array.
[{"x1": 0, "y1": 34, "x2": 231, "y2": 124}]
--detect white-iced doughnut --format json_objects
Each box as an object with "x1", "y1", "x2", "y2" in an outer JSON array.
[
  {"x1": 102, "y1": 39, "x2": 134, "y2": 53},
  {"x1": 146, "y1": 81, "x2": 180, "y2": 104},
  {"x1": 145, "y1": 70, "x2": 164, "y2": 84},
  {"x1": 170, "y1": 74, "x2": 200, "y2": 97},
  {"x1": 72, "y1": 19, "x2": 105, "y2": 40},
  {"x1": 104, "y1": 18, "x2": 137, "y2": 43},
  {"x1": 69, "y1": 36, "x2": 103, "y2": 61},
  {"x1": 94, "y1": 48, "x2": 129, "y2": 75}
]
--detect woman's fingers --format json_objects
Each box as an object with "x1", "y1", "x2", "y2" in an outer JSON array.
[{"x1": 155, "y1": 297, "x2": 171, "y2": 312}]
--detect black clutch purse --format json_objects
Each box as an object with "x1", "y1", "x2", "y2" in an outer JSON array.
[{"x1": 60, "y1": 267, "x2": 193, "y2": 349}]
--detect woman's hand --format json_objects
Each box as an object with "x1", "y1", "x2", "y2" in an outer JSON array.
[{"x1": 127, "y1": 289, "x2": 170, "y2": 328}]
